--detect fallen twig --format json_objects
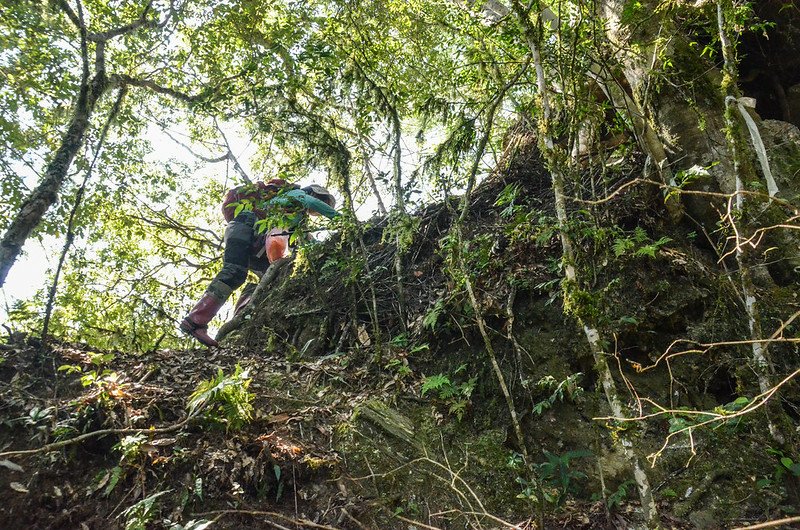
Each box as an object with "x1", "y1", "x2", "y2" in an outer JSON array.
[
  {"x1": 732, "y1": 516, "x2": 800, "y2": 530},
  {"x1": 594, "y1": 366, "x2": 800, "y2": 466},
  {"x1": 393, "y1": 513, "x2": 442, "y2": 530},
  {"x1": 195, "y1": 509, "x2": 341, "y2": 530},
  {"x1": 340, "y1": 508, "x2": 370, "y2": 530},
  {"x1": 0, "y1": 406, "x2": 204, "y2": 459}
]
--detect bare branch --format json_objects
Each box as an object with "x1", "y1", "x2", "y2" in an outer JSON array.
[
  {"x1": 56, "y1": 0, "x2": 83, "y2": 29},
  {"x1": 87, "y1": 1, "x2": 156, "y2": 42},
  {"x1": 194, "y1": 510, "x2": 340, "y2": 530},
  {"x1": 112, "y1": 74, "x2": 204, "y2": 103},
  {"x1": 162, "y1": 128, "x2": 229, "y2": 163},
  {"x1": 0, "y1": 408, "x2": 199, "y2": 459},
  {"x1": 595, "y1": 366, "x2": 800, "y2": 467},
  {"x1": 733, "y1": 516, "x2": 800, "y2": 530},
  {"x1": 213, "y1": 117, "x2": 252, "y2": 184}
]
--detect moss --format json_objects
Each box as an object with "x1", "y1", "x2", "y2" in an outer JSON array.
[{"x1": 562, "y1": 279, "x2": 605, "y2": 323}]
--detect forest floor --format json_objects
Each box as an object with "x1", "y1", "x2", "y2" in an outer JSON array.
[
  {"x1": 0, "y1": 337, "x2": 687, "y2": 530},
  {"x1": 1, "y1": 138, "x2": 797, "y2": 530}
]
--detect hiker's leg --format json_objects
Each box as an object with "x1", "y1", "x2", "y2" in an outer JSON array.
[{"x1": 181, "y1": 212, "x2": 256, "y2": 346}]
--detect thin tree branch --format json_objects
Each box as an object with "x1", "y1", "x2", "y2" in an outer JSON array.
[
  {"x1": 0, "y1": 408, "x2": 199, "y2": 459},
  {"x1": 56, "y1": 0, "x2": 83, "y2": 29},
  {"x1": 112, "y1": 74, "x2": 204, "y2": 104},
  {"x1": 162, "y1": 129, "x2": 229, "y2": 163},
  {"x1": 214, "y1": 117, "x2": 252, "y2": 184},
  {"x1": 733, "y1": 516, "x2": 800, "y2": 530},
  {"x1": 87, "y1": 2, "x2": 156, "y2": 42},
  {"x1": 195, "y1": 510, "x2": 341, "y2": 530}
]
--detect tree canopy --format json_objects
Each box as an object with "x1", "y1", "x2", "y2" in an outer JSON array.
[{"x1": 2, "y1": 0, "x2": 798, "y2": 354}]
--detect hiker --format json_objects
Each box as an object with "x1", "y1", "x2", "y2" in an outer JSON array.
[{"x1": 180, "y1": 178, "x2": 338, "y2": 347}]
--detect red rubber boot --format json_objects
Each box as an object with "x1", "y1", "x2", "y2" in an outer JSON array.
[{"x1": 180, "y1": 293, "x2": 225, "y2": 347}]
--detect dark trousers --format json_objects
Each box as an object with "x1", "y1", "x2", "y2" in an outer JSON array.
[{"x1": 206, "y1": 212, "x2": 269, "y2": 302}]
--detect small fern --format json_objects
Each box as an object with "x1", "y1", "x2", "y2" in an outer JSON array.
[
  {"x1": 421, "y1": 370, "x2": 477, "y2": 421},
  {"x1": 532, "y1": 373, "x2": 584, "y2": 415},
  {"x1": 188, "y1": 365, "x2": 254, "y2": 431},
  {"x1": 612, "y1": 227, "x2": 672, "y2": 259},
  {"x1": 421, "y1": 374, "x2": 451, "y2": 396},
  {"x1": 422, "y1": 299, "x2": 445, "y2": 331},
  {"x1": 118, "y1": 490, "x2": 171, "y2": 530}
]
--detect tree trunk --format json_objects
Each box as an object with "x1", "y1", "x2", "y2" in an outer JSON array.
[
  {"x1": 594, "y1": 1, "x2": 733, "y2": 212},
  {"x1": 0, "y1": 94, "x2": 98, "y2": 287},
  {"x1": 42, "y1": 87, "x2": 125, "y2": 344},
  {"x1": 511, "y1": 2, "x2": 660, "y2": 526}
]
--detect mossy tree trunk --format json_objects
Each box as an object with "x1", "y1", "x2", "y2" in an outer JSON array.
[{"x1": 511, "y1": 1, "x2": 660, "y2": 526}]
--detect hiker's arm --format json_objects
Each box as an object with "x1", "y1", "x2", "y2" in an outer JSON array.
[{"x1": 284, "y1": 189, "x2": 340, "y2": 219}]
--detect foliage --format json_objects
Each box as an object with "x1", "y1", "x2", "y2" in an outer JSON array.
[
  {"x1": 759, "y1": 449, "x2": 800, "y2": 490},
  {"x1": 383, "y1": 212, "x2": 421, "y2": 254},
  {"x1": 58, "y1": 352, "x2": 129, "y2": 407},
  {"x1": 536, "y1": 450, "x2": 592, "y2": 505},
  {"x1": 666, "y1": 395, "x2": 752, "y2": 436},
  {"x1": 439, "y1": 231, "x2": 496, "y2": 289},
  {"x1": 188, "y1": 365, "x2": 254, "y2": 431},
  {"x1": 611, "y1": 227, "x2": 672, "y2": 259},
  {"x1": 495, "y1": 183, "x2": 524, "y2": 219},
  {"x1": 420, "y1": 364, "x2": 477, "y2": 421},
  {"x1": 92, "y1": 465, "x2": 124, "y2": 497},
  {"x1": 606, "y1": 480, "x2": 635, "y2": 510},
  {"x1": 0, "y1": 1, "x2": 796, "y2": 527},
  {"x1": 422, "y1": 299, "x2": 446, "y2": 331},
  {"x1": 384, "y1": 357, "x2": 413, "y2": 379},
  {"x1": 168, "y1": 520, "x2": 214, "y2": 530},
  {"x1": 115, "y1": 434, "x2": 147, "y2": 464},
  {"x1": 530, "y1": 373, "x2": 584, "y2": 415},
  {"x1": 21, "y1": 406, "x2": 56, "y2": 443},
  {"x1": 118, "y1": 490, "x2": 171, "y2": 530}
]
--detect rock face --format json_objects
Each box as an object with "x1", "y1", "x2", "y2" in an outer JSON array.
[
  {"x1": 740, "y1": 1, "x2": 800, "y2": 123},
  {"x1": 762, "y1": 118, "x2": 800, "y2": 195},
  {"x1": 756, "y1": 118, "x2": 800, "y2": 283},
  {"x1": 787, "y1": 85, "x2": 800, "y2": 126}
]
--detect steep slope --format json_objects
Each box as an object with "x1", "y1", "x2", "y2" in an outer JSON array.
[{"x1": 1, "y1": 133, "x2": 798, "y2": 529}]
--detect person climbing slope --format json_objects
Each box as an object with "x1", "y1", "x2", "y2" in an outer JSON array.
[{"x1": 180, "y1": 178, "x2": 338, "y2": 347}]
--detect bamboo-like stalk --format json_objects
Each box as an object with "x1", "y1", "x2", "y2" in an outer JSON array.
[
  {"x1": 339, "y1": 151, "x2": 384, "y2": 356},
  {"x1": 510, "y1": 1, "x2": 660, "y2": 526},
  {"x1": 451, "y1": 57, "x2": 546, "y2": 525},
  {"x1": 390, "y1": 108, "x2": 408, "y2": 328},
  {"x1": 42, "y1": 87, "x2": 128, "y2": 344}
]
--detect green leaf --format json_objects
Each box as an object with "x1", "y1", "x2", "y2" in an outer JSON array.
[
  {"x1": 194, "y1": 477, "x2": 203, "y2": 501},
  {"x1": 448, "y1": 399, "x2": 469, "y2": 419},
  {"x1": 104, "y1": 466, "x2": 123, "y2": 497},
  {"x1": 421, "y1": 374, "x2": 451, "y2": 396}
]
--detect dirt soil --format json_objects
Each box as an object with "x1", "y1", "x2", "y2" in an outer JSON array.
[{"x1": 1, "y1": 134, "x2": 798, "y2": 530}]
